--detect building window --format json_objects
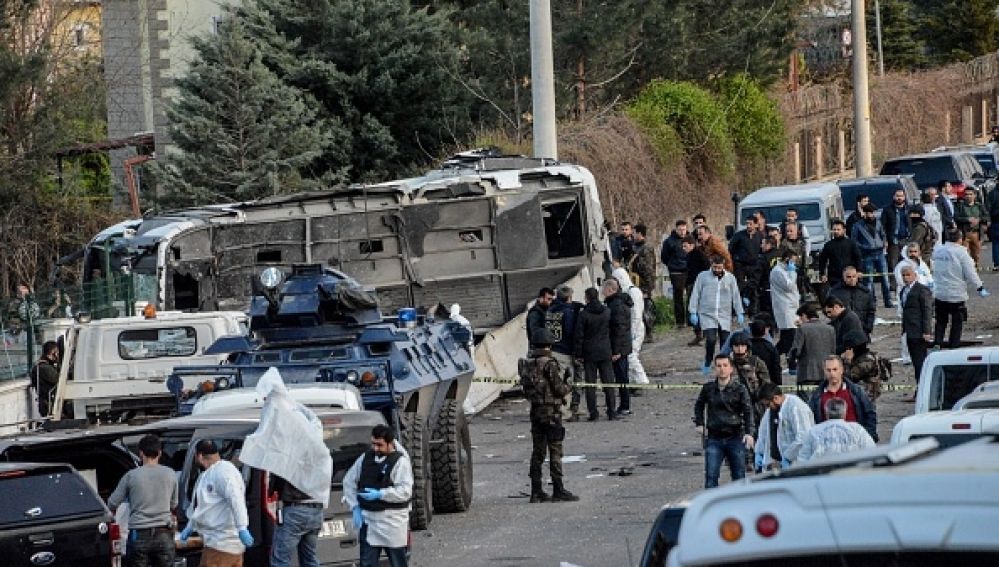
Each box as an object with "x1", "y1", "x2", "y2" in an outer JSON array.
[
  {"x1": 72, "y1": 25, "x2": 86, "y2": 48},
  {"x1": 210, "y1": 15, "x2": 223, "y2": 35}
]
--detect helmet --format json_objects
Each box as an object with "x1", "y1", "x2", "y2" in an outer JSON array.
[
  {"x1": 729, "y1": 332, "x2": 750, "y2": 347},
  {"x1": 531, "y1": 328, "x2": 555, "y2": 346}
]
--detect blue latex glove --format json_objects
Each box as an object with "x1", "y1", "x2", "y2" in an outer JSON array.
[
  {"x1": 741, "y1": 297, "x2": 750, "y2": 307},
  {"x1": 359, "y1": 488, "x2": 384, "y2": 501},
  {"x1": 787, "y1": 261, "x2": 797, "y2": 272},
  {"x1": 178, "y1": 524, "x2": 193, "y2": 543},
  {"x1": 979, "y1": 288, "x2": 992, "y2": 298},
  {"x1": 689, "y1": 313, "x2": 699, "y2": 327},
  {"x1": 238, "y1": 528, "x2": 254, "y2": 547},
  {"x1": 352, "y1": 506, "x2": 363, "y2": 530},
  {"x1": 737, "y1": 314, "x2": 745, "y2": 326}
]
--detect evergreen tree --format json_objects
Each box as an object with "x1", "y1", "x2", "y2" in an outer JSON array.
[
  {"x1": 153, "y1": 17, "x2": 339, "y2": 207},
  {"x1": 914, "y1": 0, "x2": 999, "y2": 63},
  {"x1": 240, "y1": 0, "x2": 474, "y2": 182},
  {"x1": 868, "y1": 0, "x2": 926, "y2": 71}
]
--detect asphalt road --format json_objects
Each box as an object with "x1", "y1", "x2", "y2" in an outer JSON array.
[{"x1": 411, "y1": 260, "x2": 999, "y2": 567}]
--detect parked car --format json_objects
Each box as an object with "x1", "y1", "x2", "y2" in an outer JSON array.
[
  {"x1": 880, "y1": 151, "x2": 987, "y2": 199},
  {"x1": 0, "y1": 461, "x2": 121, "y2": 567},
  {"x1": 836, "y1": 175, "x2": 920, "y2": 218},
  {"x1": 734, "y1": 181, "x2": 845, "y2": 253},
  {"x1": 933, "y1": 143, "x2": 999, "y2": 181},
  {"x1": 664, "y1": 437, "x2": 999, "y2": 566},
  {"x1": 890, "y1": 408, "x2": 999, "y2": 448},
  {"x1": 914, "y1": 346, "x2": 999, "y2": 414},
  {"x1": 0, "y1": 407, "x2": 389, "y2": 566}
]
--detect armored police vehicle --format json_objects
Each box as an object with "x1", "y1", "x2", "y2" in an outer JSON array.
[
  {"x1": 169, "y1": 264, "x2": 474, "y2": 530},
  {"x1": 76, "y1": 150, "x2": 607, "y2": 334}
]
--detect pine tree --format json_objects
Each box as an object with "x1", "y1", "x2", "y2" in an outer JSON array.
[
  {"x1": 239, "y1": 0, "x2": 474, "y2": 182},
  {"x1": 868, "y1": 0, "x2": 927, "y2": 71},
  {"x1": 914, "y1": 0, "x2": 999, "y2": 63},
  {"x1": 153, "y1": 17, "x2": 340, "y2": 207}
]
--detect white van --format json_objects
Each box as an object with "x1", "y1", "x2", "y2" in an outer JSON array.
[
  {"x1": 913, "y1": 346, "x2": 999, "y2": 414},
  {"x1": 735, "y1": 181, "x2": 844, "y2": 253}
]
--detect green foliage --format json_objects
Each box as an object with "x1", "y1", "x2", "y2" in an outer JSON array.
[
  {"x1": 867, "y1": 0, "x2": 927, "y2": 70},
  {"x1": 711, "y1": 75, "x2": 785, "y2": 163},
  {"x1": 152, "y1": 16, "x2": 338, "y2": 207},
  {"x1": 913, "y1": 0, "x2": 999, "y2": 64},
  {"x1": 628, "y1": 80, "x2": 736, "y2": 177},
  {"x1": 652, "y1": 297, "x2": 675, "y2": 331},
  {"x1": 238, "y1": 0, "x2": 474, "y2": 182},
  {"x1": 624, "y1": 102, "x2": 684, "y2": 167}
]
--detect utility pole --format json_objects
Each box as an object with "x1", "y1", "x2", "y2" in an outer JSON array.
[
  {"x1": 530, "y1": 0, "x2": 557, "y2": 159},
  {"x1": 852, "y1": 0, "x2": 873, "y2": 177},
  {"x1": 874, "y1": 0, "x2": 885, "y2": 76}
]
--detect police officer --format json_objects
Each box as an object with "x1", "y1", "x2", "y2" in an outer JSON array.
[
  {"x1": 343, "y1": 425, "x2": 413, "y2": 567},
  {"x1": 520, "y1": 328, "x2": 579, "y2": 503},
  {"x1": 30, "y1": 341, "x2": 60, "y2": 418},
  {"x1": 545, "y1": 285, "x2": 584, "y2": 420}
]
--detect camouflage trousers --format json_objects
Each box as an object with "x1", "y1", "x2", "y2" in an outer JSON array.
[
  {"x1": 530, "y1": 419, "x2": 565, "y2": 483},
  {"x1": 550, "y1": 351, "x2": 583, "y2": 416},
  {"x1": 860, "y1": 377, "x2": 882, "y2": 402}
]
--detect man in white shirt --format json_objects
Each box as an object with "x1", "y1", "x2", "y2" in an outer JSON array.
[
  {"x1": 894, "y1": 243, "x2": 933, "y2": 364},
  {"x1": 798, "y1": 398, "x2": 875, "y2": 462},
  {"x1": 343, "y1": 425, "x2": 413, "y2": 567},
  {"x1": 754, "y1": 383, "x2": 814, "y2": 470},
  {"x1": 179, "y1": 439, "x2": 253, "y2": 567},
  {"x1": 932, "y1": 229, "x2": 989, "y2": 348}
]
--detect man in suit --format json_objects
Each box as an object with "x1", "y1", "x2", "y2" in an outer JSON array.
[{"x1": 899, "y1": 265, "x2": 933, "y2": 385}]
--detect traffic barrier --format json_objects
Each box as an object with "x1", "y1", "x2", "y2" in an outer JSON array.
[{"x1": 473, "y1": 377, "x2": 915, "y2": 391}]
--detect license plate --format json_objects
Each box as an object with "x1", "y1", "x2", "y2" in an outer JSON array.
[{"x1": 318, "y1": 519, "x2": 347, "y2": 538}]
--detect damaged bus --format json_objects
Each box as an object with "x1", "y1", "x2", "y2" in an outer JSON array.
[{"x1": 75, "y1": 151, "x2": 609, "y2": 333}]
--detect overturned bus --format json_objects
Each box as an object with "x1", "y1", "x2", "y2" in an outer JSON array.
[{"x1": 77, "y1": 152, "x2": 609, "y2": 332}]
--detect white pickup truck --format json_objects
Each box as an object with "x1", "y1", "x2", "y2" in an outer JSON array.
[{"x1": 0, "y1": 309, "x2": 246, "y2": 431}]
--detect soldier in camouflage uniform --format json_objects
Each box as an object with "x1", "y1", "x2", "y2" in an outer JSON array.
[
  {"x1": 520, "y1": 328, "x2": 579, "y2": 503},
  {"x1": 842, "y1": 330, "x2": 881, "y2": 402},
  {"x1": 730, "y1": 333, "x2": 771, "y2": 430}
]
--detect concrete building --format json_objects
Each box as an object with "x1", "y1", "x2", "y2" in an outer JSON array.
[{"x1": 101, "y1": 0, "x2": 235, "y2": 205}]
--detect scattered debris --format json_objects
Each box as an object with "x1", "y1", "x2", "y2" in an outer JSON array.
[
  {"x1": 562, "y1": 455, "x2": 587, "y2": 463},
  {"x1": 585, "y1": 473, "x2": 605, "y2": 479},
  {"x1": 609, "y1": 466, "x2": 634, "y2": 477}
]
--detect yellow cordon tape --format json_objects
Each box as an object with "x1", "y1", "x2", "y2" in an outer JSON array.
[{"x1": 472, "y1": 377, "x2": 914, "y2": 391}]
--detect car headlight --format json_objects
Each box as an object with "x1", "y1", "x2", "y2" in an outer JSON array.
[
  {"x1": 217, "y1": 377, "x2": 230, "y2": 390},
  {"x1": 260, "y1": 267, "x2": 285, "y2": 289},
  {"x1": 346, "y1": 370, "x2": 360, "y2": 384}
]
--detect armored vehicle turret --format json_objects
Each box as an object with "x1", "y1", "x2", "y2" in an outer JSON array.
[{"x1": 169, "y1": 264, "x2": 474, "y2": 529}]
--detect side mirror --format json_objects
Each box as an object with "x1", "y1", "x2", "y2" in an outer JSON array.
[{"x1": 725, "y1": 225, "x2": 735, "y2": 240}]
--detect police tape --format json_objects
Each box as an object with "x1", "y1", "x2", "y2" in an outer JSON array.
[{"x1": 473, "y1": 377, "x2": 914, "y2": 391}]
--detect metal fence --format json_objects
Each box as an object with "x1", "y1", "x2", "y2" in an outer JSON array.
[{"x1": 0, "y1": 274, "x2": 142, "y2": 380}]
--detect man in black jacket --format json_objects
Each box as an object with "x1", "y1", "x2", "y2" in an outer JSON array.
[
  {"x1": 829, "y1": 266, "x2": 876, "y2": 335},
  {"x1": 881, "y1": 189, "x2": 911, "y2": 290},
  {"x1": 546, "y1": 285, "x2": 584, "y2": 419},
  {"x1": 660, "y1": 220, "x2": 690, "y2": 328},
  {"x1": 749, "y1": 319, "x2": 782, "y2": 385},
  {"x1": 693, "y1": 354, "x2": 756, "y2": 488},
  {"x1": 823, "y1": 296, "x2": 865, "y2": 355},
  {"x1": 526, "y1": 287, "x2": 555, "y2": 349},
  {"x1": 683, "y1": 235, "x2": 709, "y2": 345},
  {"x1": 817, "y1": 220, "x2": 862, "y2": 293},
  {"x1": 899, "y1": 265, "x2": 933, "y2": 384},
  {"x1": 603, "y1": 279, "x2": 633, "y2": 416},
  {"x1": 574, "y1": 287, "x2": 617, "y2": 421},
  {"x1": 808, "y1": 355, "x2": 878, "y2": 442},
  {"x1": 845, "y1": 193, "x2": 870, "y2": 236},
  {"x1": 728, "y1": 215, "x2": 763, "y2": 315}
]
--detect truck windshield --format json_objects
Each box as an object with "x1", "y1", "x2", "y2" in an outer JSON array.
[{"x1": 742, "y1": 203, "x2": 820, "y2": 224}]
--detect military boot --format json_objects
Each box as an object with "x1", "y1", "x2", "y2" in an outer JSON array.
[
  {"x1": 529, "y1": 480, "x2": 550, "y2": 503},
  {"x1": 550, "y1": 480, "x2": 579, "y2": 502}
]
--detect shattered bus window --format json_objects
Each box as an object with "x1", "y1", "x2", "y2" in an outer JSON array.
[{"x1": 543, "y1": 199, "x2": 585, "y2": 259}]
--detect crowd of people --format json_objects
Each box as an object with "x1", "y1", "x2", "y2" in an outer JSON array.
[{"x1": 585, "y1": 189, "x2": 993, "y2": 489}]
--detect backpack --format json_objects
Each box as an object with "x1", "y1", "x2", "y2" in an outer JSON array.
[{"x1": 873, "y1": 352, "x2": 893, "y2": 382}]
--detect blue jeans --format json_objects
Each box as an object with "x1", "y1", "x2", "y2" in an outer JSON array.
[
  {"x1": 271, "y1": 504, "x2": 323, "y2": 567},
  {"x1": 860, "y1": 252, "x2": 891, "y2": 305},
  {"x1": 359, "y1": 523, "x2": 408, "y2": 567},
  {"x1": 704, "y1": 435, "x2": 747, "y2": 488}
]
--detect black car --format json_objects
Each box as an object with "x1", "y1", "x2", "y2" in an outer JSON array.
[
  {"x1": 0, "y1": 462, "x2": 120, "y2": 567},
  {"x1": 880, "y1": 151, "x2": 987, "y2": 199},
  {"x1": 0, "y1": 408, "x2": 389, "y2": 567},
  {"x1": 837, "y1": 175, "x2": 920, "y2": 218}
]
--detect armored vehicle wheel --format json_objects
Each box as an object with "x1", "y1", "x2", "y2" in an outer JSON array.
[
  {"x1": 402, "y1": 412, "x2": 433, "y2": 530},
  {"x1": 431, "y1": 399, "x2": 473, "y2": 513}
]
